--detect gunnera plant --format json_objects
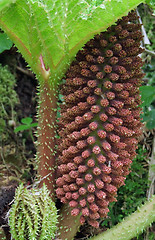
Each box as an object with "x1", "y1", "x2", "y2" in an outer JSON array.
[
  {"x1": 56, "y1": 10, "x2": 144, "y2": 228},
  {"x1": 0, "y1": 1, "x2": 155, "y2": 240}
]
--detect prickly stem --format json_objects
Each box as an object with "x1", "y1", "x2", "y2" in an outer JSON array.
[
  {"x1": 37, "y1": 81, "x2": 57, "y2": 201},
  {"x1": 57, "y1": 204, "x2": 81, "y2": 240}
]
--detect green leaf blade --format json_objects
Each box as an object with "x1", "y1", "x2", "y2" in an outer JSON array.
[
  {"x1": 142, "y1": 109, "x2": 155, "y2": 129},
  {"x1": 140, "y1": 85, "x2": 155, "y2": 107},
  {"x1": 0, "y1": 0, "x2": 145, "y2": 84},
  {"x1": 21, "y1": 117, "x2": 33, "y2": 125},
  {"x1": 67, "y1": 0, "x2": 144, "y2": 56},
  {"x1": 0, "y1": 1, "x2": 33, "y2": 66},
  {"x1": 14, "y1": 125, "x2": 30, "y2": 132},
  {"x1": 0, "y1": 0, "x2": 16, "y2": 11}
]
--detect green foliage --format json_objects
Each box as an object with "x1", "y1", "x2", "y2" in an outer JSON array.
[
  {"x1": 0, "y1": 63, "x2": 18, "y2": 141},
  {"x1": 145, "y1": 0, "x2": 155, "y2": 12},
  {"x1": 138, "y1": 3, "x2": 155, "y2": 130},
  {"x1": 0, "y1": 228, "x2": 6, "y2": 240},
  {"x1": 138, "y1": 4, "x2": 155, "y2": 130},
  {"x1": 140, "y1": 86, "x2": 155, "y2": 107},
  {"x1": 0, "y1": 0, "x2": 145, "y2": 85},
  {"x1": 138, "y1": 4, "x2": 155, "y2": 50},
  {"x1": 140, "y1": 60, "x2": 155, "y2": 129},
  {"x1": 9, "y1": 183, "x2": 58, "y2": 240},
  {"x1": 0, "y1": 32, "x2": 13, "y2": 53},
  {"x1": 14, "y1": 117, "x2": 38, "y2": 133},
  {"x1": 143, "y1": 60, "x2": 155, "y2": 86},
  {"x1": 142, "y1": 108, "x2": 155, "y2": 130},
  {"x1": 99, "y1": 145, "x2": 153, "y2": 240},
  {"x1": 140, "y1": 85, "x2": 155, "y2": 129},
  {"x1": 0, "y1": 0, "x2": 16, "y2": 11},
  {"x1": 102, "y1": 145, "x2": 148, "y2": 227}
]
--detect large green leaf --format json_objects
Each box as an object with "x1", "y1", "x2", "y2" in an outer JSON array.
[
  {"x1": 0, "y1": 0, "x2": 145, "y2": 85},
  {"x1": 0, "y1": 0, "x2": 16, "y2": 11}
]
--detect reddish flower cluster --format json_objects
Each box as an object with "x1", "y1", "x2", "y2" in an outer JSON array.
[{"x1": 56, "y1": 11, "x2": 144, "y2": 228}]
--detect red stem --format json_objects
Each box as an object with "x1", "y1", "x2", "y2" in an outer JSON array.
[
  {"x1": 57, "y1": 204, "x2": 81, "y2": 240},
  {"x1": 37, "y1": 81, "x2": 57, "y2": 201}
]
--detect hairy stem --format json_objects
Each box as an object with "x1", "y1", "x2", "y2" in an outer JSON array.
[
  {"x1": 89, "y1": 195, "x2": 155, "y2": 240},
  {"x1": 37, "y1": 81, "x2": 57, "y2": 201},
  {"x1": 57, "y1": 204, "x2": 81, "y2": 240}
]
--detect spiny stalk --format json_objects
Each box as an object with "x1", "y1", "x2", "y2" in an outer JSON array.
[{"x1": 36, "y1": 56, "x2": 58, "y2": 200}]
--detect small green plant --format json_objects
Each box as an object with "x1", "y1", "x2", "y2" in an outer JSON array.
[
  {"x1": 9, "y1": 183, "x2": 58, "y2": 240},
  {"x1": 14, "y1": 117, "x2": 38, "y2": 132},
  {"x1": 14, "y1": 117, "x2": 37, "y2": 142}
]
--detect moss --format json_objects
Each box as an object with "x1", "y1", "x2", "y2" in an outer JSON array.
[{"x1": 0, "y1": 64, "x2": 18, "y2": 141}]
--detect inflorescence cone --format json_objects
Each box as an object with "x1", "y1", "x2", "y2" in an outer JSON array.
[{"x1": 56, "y1": 11, "x2": 144, "y2": 228}]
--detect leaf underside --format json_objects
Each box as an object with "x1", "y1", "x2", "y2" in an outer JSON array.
[{"x1": 0, "y1": 0, "x2": 145, "y2": 84}]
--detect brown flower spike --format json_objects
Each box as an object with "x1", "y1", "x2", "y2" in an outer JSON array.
[{"x1": 56, "y1": 11, "x2": 144, "y2": 228}]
